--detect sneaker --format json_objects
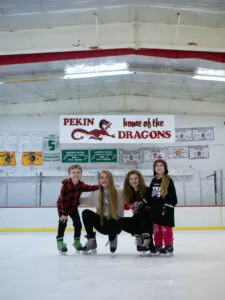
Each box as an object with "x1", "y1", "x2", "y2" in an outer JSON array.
[
  {"x1": 108, "y1": 234, "x2": 117, "y2": 253},
  {"x1": 73, "y1": 239, "x2": 83, "y2": 251},
  {"x1": 57, "y1": 239, "x2": 67, "y2": 252}
]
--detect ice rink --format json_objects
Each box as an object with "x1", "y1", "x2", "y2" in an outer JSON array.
[{"x1": 1, "y1": 230, "x2": 225, "y2": 300}]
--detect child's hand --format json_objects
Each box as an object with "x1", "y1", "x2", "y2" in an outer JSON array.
[{"x1": 60, "y1": 215, "x2": 68, "y2": 223}]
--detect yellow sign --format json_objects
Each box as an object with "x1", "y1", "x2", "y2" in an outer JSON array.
[
  {"x1": 22, "y1": 152, "x2": 43, "y2": 165},
  {"x1": 0, "y1": 152, "x2": 16, "y2": 166}
]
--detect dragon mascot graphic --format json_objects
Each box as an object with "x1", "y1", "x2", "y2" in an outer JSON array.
[{"x1": 71, "y1": 119, "x2": 115, "y2": 141}]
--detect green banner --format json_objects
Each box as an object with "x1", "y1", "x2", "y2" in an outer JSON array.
[
  {"x1": 62, "y1": 150, "x2": 89, "y2": 163},
  {"x1": 90, "y1": 149, "x2": 117, "y2": 163}
]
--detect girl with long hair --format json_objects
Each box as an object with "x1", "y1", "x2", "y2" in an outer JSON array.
[
  {"x1": 150, "y1": 157, "x2": 177, "y2": 255},
  {"x1": 120, "y1": 170, "x2": 155, "y2": 253},
  {"x1": 80, "y1": 170, "x2": 124, "y2": 254}
]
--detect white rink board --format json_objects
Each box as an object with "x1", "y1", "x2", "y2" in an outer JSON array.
[{"x1": 0, "y1": 207, "x2": 225, "y2": 229}]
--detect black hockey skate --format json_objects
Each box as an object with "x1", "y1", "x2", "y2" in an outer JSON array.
[
  {"x1": 82, "y1": 235, "x2": 97, "y2": 255},
  {"x1": 107, "y1": 234, "x2": 117, "y2": 253},
  {"x1": 160, "y1": 245, "x2": 174, "y2": 256}
]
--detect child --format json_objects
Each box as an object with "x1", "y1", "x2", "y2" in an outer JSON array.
[
  {"x1": 56, "y1": 164, "x2": 99, "y2": 252},
  {"x1": 80, "y1": 170, "x2": 124, "y2": 254},
  {"x1": 149, "y1": 157, "x2": 177, "y2": 255},
  {"x1": 120, "y1": 170, "x2": 155, "y2": 254}
]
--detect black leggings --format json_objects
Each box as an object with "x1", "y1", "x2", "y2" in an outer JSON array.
[
  {"x1": 82, "y1": 209, "x2": 121, "y2": 238},
  {"x1": 119, "y1": 210, "x2": 153, "y2": 236},
  {"x1": 56, "y1": 210, "x2": 82, "y2": 240}
]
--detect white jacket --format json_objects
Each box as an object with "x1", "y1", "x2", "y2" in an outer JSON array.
[{"x1": 80, "y1": 189, "x2": 124, "y2": 218}]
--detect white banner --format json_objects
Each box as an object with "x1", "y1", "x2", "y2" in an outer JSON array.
[
  {"x1": 143, "y1": 148, "x2": 168, "y2": 162},
  {"x1": 175, "y1": 128, "x2": 192, "y2": 141},
  {"x1": 189, "y1": 145, "x2": 209, "y2": 159},
  {"x1": 168, "y1": 147, "x2": 189, "y2": 159},
  {"x1": 192, "y1": 127, "x2": 214, "y2": 141},
  {"x1": 119, "y1": 149, "x2": 144, "y2": 165},
  {"x1": 59, "y1": 115, "x2": 175, "y2": 144}
]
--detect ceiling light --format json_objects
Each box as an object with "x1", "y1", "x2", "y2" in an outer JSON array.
[
  {"x1": 193, "y1": 75, "x2": 225, "y2": 82},
  {"x1": 196, "y1": 68, "x2": 225, "y2": 77},
  {"x1": 65, "y1": 62, "x2": 129, "y2": 74},
  {"x1": 64, "y1": 70, "x2": 133, "y2": 79}
]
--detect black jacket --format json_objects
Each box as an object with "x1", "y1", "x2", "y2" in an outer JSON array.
[{"x1": 149, "y1": 176, "x2": 177, "y2": 227}]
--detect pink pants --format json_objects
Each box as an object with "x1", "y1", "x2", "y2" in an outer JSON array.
[{"x1": 153, "y1": 224, "x2": 174, "y2": 247}]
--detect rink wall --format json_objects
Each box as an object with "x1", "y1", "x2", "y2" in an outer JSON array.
[{"x1": 0, "y1": 206, "x2": 225, "y2": 231}]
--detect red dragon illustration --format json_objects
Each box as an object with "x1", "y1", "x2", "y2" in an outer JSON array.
[{"x1": 71, "y1": 119, "x2": 115, "y2": 141}]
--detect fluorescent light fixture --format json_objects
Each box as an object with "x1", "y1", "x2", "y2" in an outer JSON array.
[
  {"x1": 64, "y1": 70, "x2": 132, "y2": 79},
  {"x1": 196, "y1": 67, "x2": 225, "y2": 77},
  {"x1": 65, "y1": 62, "x2": 129, "y2": 74},
  {"x1": 193, "y1": 75, "x2": 225, "y2": 82}
]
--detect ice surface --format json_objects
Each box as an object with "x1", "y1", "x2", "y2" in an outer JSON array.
[{"x1": 1, "y1": 231, "x2": 225, "y2": 300}]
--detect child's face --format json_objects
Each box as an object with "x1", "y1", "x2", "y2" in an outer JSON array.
[
  {"x1": 99, "y1": 172, "x2": 109, "y2": 188},
  {"x1": 129, "y1": 174, "x2": 139, "y2": 190},
  {"x1": 155, "y1": 162, "x2": 165, "y2": 176},
  {"x1": 69, "y1": 168, "x2": 82, "y2": 182}
]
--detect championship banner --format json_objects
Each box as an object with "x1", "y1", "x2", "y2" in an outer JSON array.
[
  {"x1": 60, "y1": 115, "x2": 175, "y2": 144},
  {"x1": 0, "y1": 152, "x2": 16, "y2": 166},
  {"x1": 168, "y1": 147, "x2": 189, "y2": 159},
  {"x1": 189, "y1": 145, "x2": 209, "y2": 159},
  {"x1": 119, "y1": 149, "x2": 144, "y2": 165},
  {"x1": 22, "y1": 152, "x2": 43, "y2": 165},
  {"x1": 143, "y1": 148, "x2": 167, "y2": 162},
  {"x1": 192, "y1": 127, "x2": 214, "y2": 141}
]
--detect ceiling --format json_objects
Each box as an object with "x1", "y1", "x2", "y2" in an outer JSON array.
[
  {"x1": 1, "y1": 1, "x2": 225, "y2": 31},
  {"x1": 0, "y1": 1, "x2": 225, "y2": 116}
]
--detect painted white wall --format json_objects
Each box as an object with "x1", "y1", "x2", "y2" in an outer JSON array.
[
  {"x1": 0, "y1": 114, "x2": 225, "y2": 206},
  {"x1": 1, "y1": 23, "x2": 225, "y2": 54},
  {"x1": 0, "y1": 207, "x2": 224, "y2": 229}
]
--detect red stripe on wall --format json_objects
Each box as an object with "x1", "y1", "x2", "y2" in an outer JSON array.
[{"x1": 0, "y1": 48, "x2": 225, "y2": 65}]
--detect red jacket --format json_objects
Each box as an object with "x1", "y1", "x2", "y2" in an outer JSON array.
[{"x1": 57, "y1": 178, "x2": 99, "y2": 215}]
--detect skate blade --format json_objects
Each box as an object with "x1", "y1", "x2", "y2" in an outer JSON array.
[
  {"x1": 82, "y1": 249, "x2": 97, "y2": 255},
  {"x1": 59, "y1": 251, "x2": 67, "y2": 255},
  {"x1": 139, "y1": 251, "x2": 148, "y2": 257},
  {"x1": 160, "y1": 253, "x2": 174, "y2": 257}
]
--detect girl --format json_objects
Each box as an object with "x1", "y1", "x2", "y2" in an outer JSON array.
[
  {"x1": 80, "y1": 170, "x2": 124, "y2": 254},
  {"x1": 120, "y1": 170, "x2": 155, "y2": 253},
  {"x1": 149, "y1": 157, "x2": 177, "y2": 255}
]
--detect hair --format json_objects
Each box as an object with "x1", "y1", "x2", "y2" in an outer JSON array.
[
  {"x1": 153, "y1": 161, "x2": 170, "y2": 198},
  {"x1": 123, "y1": 170, "x2": 146, "y2": 204},
  {"x1": 98, "y1": 170, "x2": 118, "y2": 225},
  {"x1": 160, "y1": 175, "x2": 170, "y2": 199},
  {"x1": 67, "y1": 164, "x2": 82, "y2": 174}
]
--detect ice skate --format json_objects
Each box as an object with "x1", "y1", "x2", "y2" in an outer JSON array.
[
  {"x1": 134, "y1": 234, "x2": 143, "y2": 252},
  {"x1": 73, "y1": 239, "x2": 83, "y2": 252},
  {"x1": 107, "y1": 234, "x2": 117, "y2": 253},
  {"x1": 138, "y1": 233, "x2": 150, "y2": 255},
  {"x1": 82, "y1": 235, "x2": 97, "y2": 255},
  {"x1": 57, "y1": 238, "x2": 68, "y2": 253},
  {"x1": 160, "y1": 245, "x2": 174, "y2": 257}
]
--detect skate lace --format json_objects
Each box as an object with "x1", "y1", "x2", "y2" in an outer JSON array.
[
  {"x1": 142, "y1": 239, "x2": 150, "y2": 248},
  {"x1": 105, "y1": 237, "x2": 117, "y2": 248}
]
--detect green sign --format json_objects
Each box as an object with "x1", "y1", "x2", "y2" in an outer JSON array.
[
  {"x1": 90, "y1": 149, "x2": 117, "y2": 163},
  {"x1": 62, "y1": 150, "x2": 89, "y2": 163}
]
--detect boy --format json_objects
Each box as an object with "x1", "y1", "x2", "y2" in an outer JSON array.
[{"x1": 56, "y1": 164, "x2": 99, "y2": 252}]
